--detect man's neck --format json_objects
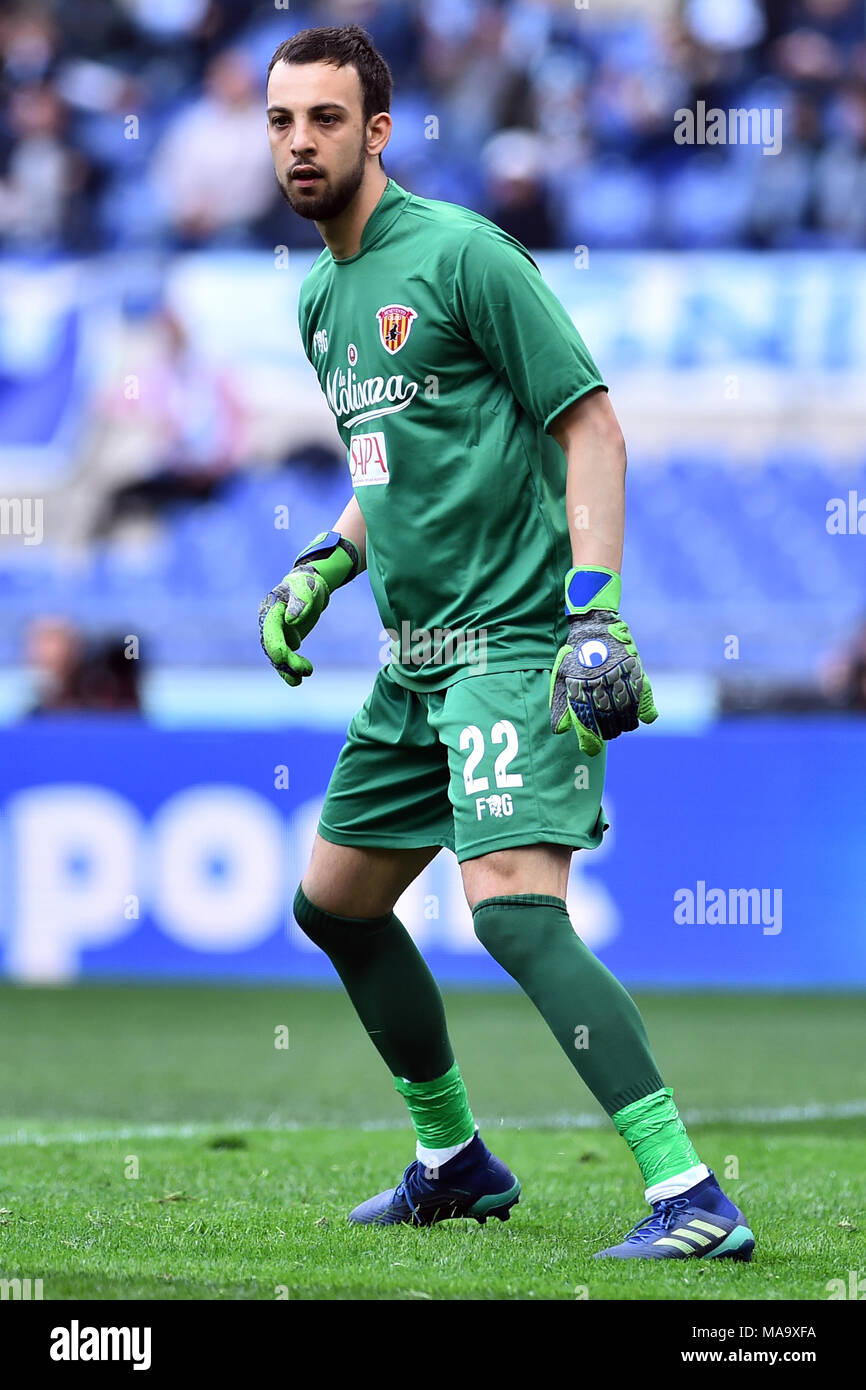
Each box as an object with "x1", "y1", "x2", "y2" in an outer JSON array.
[{"x1": 318, "y1": 167, "x2": 389, "y2": 261}]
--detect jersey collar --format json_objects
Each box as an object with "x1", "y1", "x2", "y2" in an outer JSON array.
[{"x1": 330, "y1": 178, "x2": 410, "y2": 264}]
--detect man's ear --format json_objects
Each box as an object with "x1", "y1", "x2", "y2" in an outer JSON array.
[{"x1": 367, "y1": 110, "x2": 392, "y2": 159}]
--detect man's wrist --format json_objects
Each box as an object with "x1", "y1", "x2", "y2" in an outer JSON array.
[
  {"x1": 564, "y1": 566, "x2": 621, "y2": 617},
  {"x1": 293, "y1": 530, "x2": 361, "y2": 593}
]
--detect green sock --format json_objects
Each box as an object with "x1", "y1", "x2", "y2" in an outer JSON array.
[
  {"x1": 394, "y1": 1062, "x2": 476, "y2": 1149},
  {"x1": 292, "y1": 885, "x2": 454, "y2": 1082},
  {"x1": 612, "y1": 1086, "x2": 701, "y2": 1188},
  {"x1": 471, "y1": 895, "x2": 701, "y2": 1185},
  {"x1": 472, "y1": 895, "x2": 665, "y2": 1115}
]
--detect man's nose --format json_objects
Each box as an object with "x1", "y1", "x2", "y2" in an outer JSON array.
[{"x1": 291, "y1": 123, "x2": 316, "y2": 156}]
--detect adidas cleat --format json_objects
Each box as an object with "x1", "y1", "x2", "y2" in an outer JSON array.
[
  {"x1": 348, "y1": 1133, "x2": 521, "y2": 1227},
  {"x1": 594, "y1": 1171, "x2": 755, "y2": 1261}
]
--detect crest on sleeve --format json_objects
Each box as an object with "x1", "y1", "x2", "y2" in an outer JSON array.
[{"x1": 376, "y1": 304, "x2": 418, "y2": 355}]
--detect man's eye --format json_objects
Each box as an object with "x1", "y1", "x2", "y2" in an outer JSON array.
[
  {"x1": 271, "y1": 116, "x2": 289, "y2": 129},
  {"x1": 319, "y1": 115, "x2": 337, "y2": 125}
]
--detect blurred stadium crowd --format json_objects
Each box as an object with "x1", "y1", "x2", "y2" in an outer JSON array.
[{"x1": 2, "y1": 0, "x2": 866, "y2": 254}]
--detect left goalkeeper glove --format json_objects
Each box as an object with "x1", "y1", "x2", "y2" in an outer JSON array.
[
  {"x1": 258, "y1": 530, "x2": 360, "y2": 688},
  {"x1": 549, "y1": 566, "x2": 658, "y2": 757}
]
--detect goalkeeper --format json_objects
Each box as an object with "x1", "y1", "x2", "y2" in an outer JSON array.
[{"x1": 259, "y1": 25, "x2": 754, "y2": 1260}]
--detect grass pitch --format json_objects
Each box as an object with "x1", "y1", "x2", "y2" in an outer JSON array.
[{"x1": 0, "y1": 986, "x2": 863, "y2": 1300}]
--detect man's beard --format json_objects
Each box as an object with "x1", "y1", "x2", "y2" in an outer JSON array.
[{"x1": 278, "y1": 142, "x2": 367, "y2": 221}]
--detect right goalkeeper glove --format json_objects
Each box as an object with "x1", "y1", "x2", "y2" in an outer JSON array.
[{"x1": 258, "y1": 530, "x2": 360, "y2": 687}]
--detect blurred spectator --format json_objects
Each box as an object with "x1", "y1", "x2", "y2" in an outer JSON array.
[
  {"x1": 0, "y1": 83, "x2": 96, "y2": 251},
  {"x1": 685, "y1": 0, "x2": 766, "y2": 52},
  {"x1": 0, "y1": 8, "x2": 58, "y2": 84},
  {"x1": 813, "y1": 82, "x2": 866, "y2": 242},
  {"x1": 150, "y1": 47, "x2": 276, "y2": 246},
  {"x1": 93, "y1": 308, "x2": 244, "y2": 538},
  {"x1": 26, "y1": 618, "x2": 83, "y2": 714},
  {"x1": 821, "y1": 618, "x2": 866, "y2": 710},
  {"x1": 749, "y1": 91, "x2": 821, "y2": 245},
  {"x1": 26, "y1": 618, "x2": 142, "y2": 715},
  {"x1": 481, "y1": 129, "x2": 557, "y2": 247},
  {"x1": 119, "y1": 0, "x2": 211, "y2": 45},
  {"x1": 419, "y1": 3, "x2": 531, "y2": 153}
]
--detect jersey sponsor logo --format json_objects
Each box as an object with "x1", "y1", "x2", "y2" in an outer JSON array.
[
  {"x1": 313, "y1": 328, "x2": 328, "y2": 356},
  {"x1": 348, "y1": 430, "x2": 389, "y2": 486},
  {"x1": 326, "y1": 366, "x2": 418, "y2": 429},
  {"x1": 376, "y1": 304, "x2": 417, "y2": 355}
]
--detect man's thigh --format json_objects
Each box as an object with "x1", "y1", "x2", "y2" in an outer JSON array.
[
  {"x1": 428, "y1": 667, "x2": 609, "y2": 868},
  {"x1": 459, "y1": 842, "x2": 572, "y2": 911},
  {"x1": 302, "y1": 835, "x2": 441, "y2": 918}
]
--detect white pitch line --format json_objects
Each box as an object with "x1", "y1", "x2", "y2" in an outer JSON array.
[{"x1": 0, "y1": 1099, "x2": 864, "y2": 1147}]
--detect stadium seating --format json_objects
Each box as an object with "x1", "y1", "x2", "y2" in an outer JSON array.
[{"x1": 1, "y1": 453, "x2": 861, "y2": 677}]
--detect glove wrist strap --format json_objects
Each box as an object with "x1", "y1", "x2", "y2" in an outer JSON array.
[
  {"x1": 293, "y1": 530, "x2": 361, "y2": 593},
  {"x1": 564, "y1": 566, "x2": 621, "y2": 617}
]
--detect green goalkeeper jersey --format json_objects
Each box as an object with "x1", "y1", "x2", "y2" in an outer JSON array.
[{"x1": 298, "y1": 177, "x2": 607, "y2": 691}]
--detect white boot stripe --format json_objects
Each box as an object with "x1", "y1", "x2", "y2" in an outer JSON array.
[{"x1": 673, "y1": 1226, "x2": 710, "y2": 1246}]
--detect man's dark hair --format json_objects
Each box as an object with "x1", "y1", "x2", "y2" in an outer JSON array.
[{"x1": 267, "y1": 24, "x2": 392, "y2": 128}]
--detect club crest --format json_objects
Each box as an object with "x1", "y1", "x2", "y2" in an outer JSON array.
[{"x1": 376, "y1": 304, "x2": 417, "y2": 355}]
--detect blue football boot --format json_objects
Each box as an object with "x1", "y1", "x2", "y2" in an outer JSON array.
[
  {"x1": 348, "y1": 1133, "x2": 521, "y2": 1226},
  {"x1": 595, "y1": 1171, "x2": 755, "y2": 1260}
]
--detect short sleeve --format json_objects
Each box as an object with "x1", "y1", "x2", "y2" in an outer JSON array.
[{"x1": 452, "y1": 228, "x2": 607, "y2": 431}]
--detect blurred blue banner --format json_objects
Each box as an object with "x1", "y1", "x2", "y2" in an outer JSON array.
[{"x1": 0, "y1": 718, "x2": 862, "y2": 987}]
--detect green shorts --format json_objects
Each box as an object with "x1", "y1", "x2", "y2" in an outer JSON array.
[{"x1": 318, "y1": 665, "x2": 608, "y2": 863}]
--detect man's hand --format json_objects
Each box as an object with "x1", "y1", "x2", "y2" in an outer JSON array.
[
  {"x1": 550, "y1": 566, "x2": 658, "y2": 756},
  {"x1": 259, "y1": 530, "x2": 360, "y2": 688},
  {"x1": 259, "y1": 568, "x2": 329, "y2": 687}
]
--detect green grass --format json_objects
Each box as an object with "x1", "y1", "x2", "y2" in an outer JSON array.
[{"x1": 1, "y1": 986, "x2": 864, "y2": 1300}]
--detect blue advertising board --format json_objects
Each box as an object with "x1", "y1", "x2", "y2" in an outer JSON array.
[{"x1": 0, "y1": 719, "x2": 862, "y2": 986}]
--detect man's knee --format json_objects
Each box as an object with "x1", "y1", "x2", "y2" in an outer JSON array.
[
  {"x1": 293, "y1": 882, "x2": 325, "y2": 943},
  {"x1": 301, "y1": 838, "x2": 439, "y2": 919},
  {"x1": 293, "y1": 882, "x2": 392, "y2": 955}
]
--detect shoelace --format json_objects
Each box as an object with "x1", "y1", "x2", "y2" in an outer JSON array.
[
  {"x1": 391, "y1": 1161, "x2": 423, "y2": 1220},
  {"x1": 624, "y1": 1195, "x2": 691, "y2": 1244}
]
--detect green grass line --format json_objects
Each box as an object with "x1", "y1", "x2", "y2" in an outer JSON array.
[{"x1": 2, "y1": 1098, "x2": 866, "y2": 1148}]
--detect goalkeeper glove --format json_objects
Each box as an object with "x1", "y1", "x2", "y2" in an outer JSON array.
[
  {"x1": 549, "y1": 566, "x2": 658, "y2": 756},
  {"x1": 259, "y1": 530, "x2": 360, "y2": 687}
]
